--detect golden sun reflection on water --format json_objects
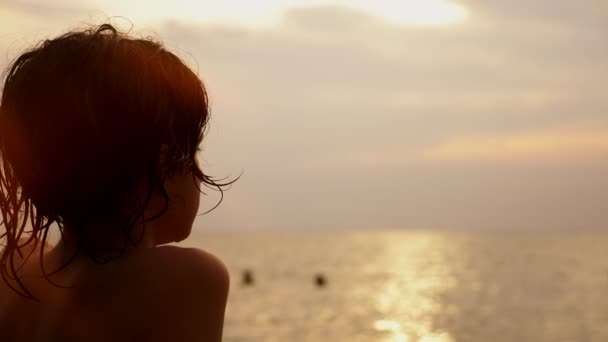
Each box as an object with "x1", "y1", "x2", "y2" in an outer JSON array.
[
  {"x1": 374, "y1": 319, "x2": 408, "y2": 342},
  {"x1": 200, "y1": 231, "x2": 608, "y2": 341},
  {"x1": 366, "y1": 232, "x2": 457, "y2": 342}
]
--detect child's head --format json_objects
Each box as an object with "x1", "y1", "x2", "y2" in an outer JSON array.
[{"x1": 0, "y1": 24, "x2": 229, "y2": 295}]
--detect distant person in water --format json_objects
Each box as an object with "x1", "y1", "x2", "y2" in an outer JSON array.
[
  {"x1": 242, "y1": 269, "x2": 254, "y2": 286},
  {"x1": 314, "y1": 273, "x2": 327, "y2": 288},
  {"x1": 0, "y1": 23, "x2": 234, "y2": 341}
]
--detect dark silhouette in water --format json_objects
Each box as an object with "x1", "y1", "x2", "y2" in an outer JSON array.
[
  {"x1": 242, "y1": 269, "x2": 254, "y2": 286},
  {"x1": 314, "y1": 273, "x2": 327, "y2": 288}
]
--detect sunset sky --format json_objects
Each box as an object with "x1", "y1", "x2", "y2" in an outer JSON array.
[{"x1": 1, "y1": 0, "x2": 607, "y2": 230}]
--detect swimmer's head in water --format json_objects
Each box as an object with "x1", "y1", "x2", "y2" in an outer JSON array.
[{"x1": 0, "y1": 24, "x2": 233, "y2": 298}]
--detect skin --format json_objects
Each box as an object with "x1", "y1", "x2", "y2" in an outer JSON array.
[{"x1": 0, "y1": 170, "x2": 229, "y2": 341}]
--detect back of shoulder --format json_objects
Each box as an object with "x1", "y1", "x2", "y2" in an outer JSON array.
[
  {"x1": 143, "y1": 246, "x2": 229, "y2": 291},
  {"x1": 123, "y1": 246, "x2": 230, "y2": 341}
]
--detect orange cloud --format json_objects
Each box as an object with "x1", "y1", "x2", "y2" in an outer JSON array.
[{"x1": 348, "y1": 124, "x2": 608, "y2": 165}]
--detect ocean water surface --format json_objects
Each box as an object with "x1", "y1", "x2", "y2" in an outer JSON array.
[{"x1": 183, "y1": 230, "x2": 608, "y2": 341}]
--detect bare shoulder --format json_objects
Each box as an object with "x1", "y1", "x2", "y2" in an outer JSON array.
[
  {"x1": 0, "y1": 245, "x2": 230, "y2": 342},
  {"x1": 119, "y1": 246, "x2": 230, "y2": 341},
  {"x1": 134, "y1": 246, "x2": 230, "y2": 295},
  {"x1": 147, "y1": 245, "x2": 229, "y2": 282},
  {"x1": 126, "y1": 245, "x2": 230, "y2": 304}
]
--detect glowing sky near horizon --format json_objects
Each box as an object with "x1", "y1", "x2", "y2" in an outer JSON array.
[
  {"x1": 1, "y1": 0, "x2": 607, "y2": 231},
  {"x1": 83, "y1": 0, "x2": 467, "y2": 28}
]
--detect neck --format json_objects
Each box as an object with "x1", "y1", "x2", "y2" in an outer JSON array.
[{"x1": 43, "y1": 222, "x2": 157, "y2": 279}]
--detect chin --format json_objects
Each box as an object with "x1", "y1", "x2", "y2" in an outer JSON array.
[
  {"x1": 172, "y1": 225, "x2": 193, "y2": 243},
  {"x1": 154, "y1": 226, "x2": 192, "y2": 245},
  {"x1": 173, "y1": 231, "x2": 191, "y2": 243},
  {"x1": 152, "y1": 209, "x2": 196, "y2": 245}
]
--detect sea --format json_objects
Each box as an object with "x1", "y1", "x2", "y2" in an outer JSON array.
[{"x1": 182, "y1": 230, "x2": 608, "y2": 342}]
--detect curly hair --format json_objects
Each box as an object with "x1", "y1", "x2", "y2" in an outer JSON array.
[{"x1": 0, "y1": 24, "x2": 234, "y2": 301}]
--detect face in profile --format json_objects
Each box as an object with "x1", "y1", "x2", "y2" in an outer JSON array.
[{"x1": 151, "y1": 170, "x2": 202, "y2": 245}]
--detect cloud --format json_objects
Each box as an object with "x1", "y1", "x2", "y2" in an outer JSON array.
[
  {"x1": 156, "y1": 4, "x2": 608, "y2": 230},
  {"x1": 1, "y1": 0, "x2": 92, "y2": 18},
  {"x1": 0, "y1": 1, "x2": 107, "y2": 68},
  {"x1": 425, "y1": 127, "x2": 608, "y2": 163},
  {"x1": 459, "y1": 0, "x2": 607, "y2": 26},
  {"x1": 1, "y1": 2, "x2": 607, "y2": 230},
  {"x1": 157, "y1": 4, "x2": 608, "y2": 164},
  {"x1": 348, "y1": 124, "x2": 608, "y2": 165}
]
